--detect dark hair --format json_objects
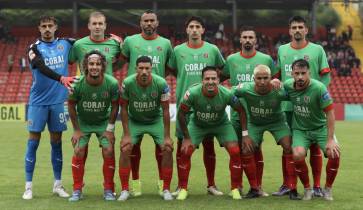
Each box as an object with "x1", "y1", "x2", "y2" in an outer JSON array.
[
  {"x1": 202, "y1": 66, "x2": 218, "y2": 78},
  {"x1": 185, "y1": 16, "x2": 205, "y2": 28},
  {"x1": 239, "y1": 25, "x2": 256, "y2": 35},
  {"x1": 82, "y1": 50, "x2": 107, "y2": 75},
  {"x1": 140, "y1": 10, "x2": 158, "y2": 20},
  {"x1": 288, "y1": 15, "x2": 307, "y2": 27},
  {"x1": 39, "y1": 15, "x2": 57, "y2": 25},
  {"x1": 292, "y1": 59, "x2": 310, "y2": 70},
  {"x1": 136, "y1": 55, "x2": 152, "y2": 66}
]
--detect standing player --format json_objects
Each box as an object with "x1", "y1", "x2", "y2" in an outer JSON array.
[
  {"x1": 68, "y1": 50, "x2": 119, "y2": 201},
  {"x1": 272, "y1": 15, "x2": 331, "y2": 197},
  {"x1": 118, "y1": 56, "x2": 173, "y2": 201},
  {"x1": 167, "y1": 16, "x2": 225, "y2": 196},
  {"x1": 284, "y1": 59, "x2": 340, "y2": 201},
  {"x1": 23, "y1": 15, "x2": 76, "y2": 200},
  {"x1": 177, "y1": 66, "x2": 246, "y2": 200},
  {"x1": 69, "y1": 11, "x2": 122, "y2": 75},
  {"x1": 120, "y1": 10, "x2": 173, "y2": 195},
  {"x1": 232, "y1": 65, "x2": 298, "y2": 199},
  {"x1": 222, "y1": 26, "x2": 276, "y2": 196}
]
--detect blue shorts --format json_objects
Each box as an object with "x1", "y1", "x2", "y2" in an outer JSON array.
[{"x1": 27, "y1": 103, "x2": 67, "y2": 132}]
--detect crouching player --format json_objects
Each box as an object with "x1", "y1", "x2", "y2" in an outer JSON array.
[
  {"x1": 285, "y1": 59, "x2": 340, "y2": 201},
  {"x1": 232, "y1": 65, "x2": 298, "y2": 199},
  {"x1": 68, "y1": 50, "x2": 119, "y2": 201},
  {"x1": 118, "y1": 56, "x2": 173, "y2": 201},
  {"x1": 176, "y1": 66, "x2": 247, "y2": 200}
]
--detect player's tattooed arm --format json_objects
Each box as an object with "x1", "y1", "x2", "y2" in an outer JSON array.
[
  {"x1": 28, "y1": 44, "x2": 79, "y2": 91},
  {"x1": 325, "y1": 108, "x2": 340, "y2": 159},
  {"x1": 120, "y1": 102, "x2": 132, "y2": 152},
  {"x1": 68, "y1": 100, "x2": 83, "y2": 146}
]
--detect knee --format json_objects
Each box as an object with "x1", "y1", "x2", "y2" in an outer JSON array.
[
  {"x1": 103, "y1": 146, "x2": 114, "y2": 157},
  {"x1": 293, "y1": 147, "x2": 306, "y2": 161},
  {"x1": 227, "y1": 145, "x2": 240, "y2": 157},
  {"x1": 74, "y1": 147, "x2": 85, "y2": 157},
  {"x1": 282, "y1": 145, "x2": 292, "y2": 154}
]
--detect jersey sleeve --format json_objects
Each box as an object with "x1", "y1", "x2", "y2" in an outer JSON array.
[
  {"x1": 68, "y1": 42, "x2": 78, "y2": 63},
  {"x1": 222, "y1": 57, "x2": 231, "y2": 78},
  {"x1": 319, "y1": 84, "x2": 333, "y2": 110},
  {"x1": 275, "y1": 48, "x2": 283, "y2": 79},
  {"x1": 160, "y1": 79, "x2": 171, "y2": 102},
  {"x1": 110, "y1": 79, "x2": 120, "y2": 102},
  {"x1": 268, "y1": 55, "x2": 278, "y2": 77},
  {"x1": 214, "y1": 46, "x2": 225, "y2": 68},
  {"x1": 119, "y1": 80, "x2": 129, "y2": 103},
  {"x1": 68, "y1": 80, "x2": 80, "y2": 101},
  {"x1": 179, "y1": 89, "x2": 193, "y2": 112},
  {"x1": 318, "y1": 46, "x2": 331, "y2": 86},
  {"x1": 167, "y1": 48, "x2": 177, "y2": 70},
  {"x1": 228, "y1": 91, "x2": 242, "y2": 111},
  {"x1": 120, "y1": 36, "x2": 130, "y2": 59},
  {"x1": 231, "y1": 83, "x2": 246, "y2": 98}
]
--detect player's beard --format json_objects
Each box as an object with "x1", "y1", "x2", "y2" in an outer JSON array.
[
  {"x1": 143, "y1": 26, "x2": 155, "y2": 36},
  {"x1": 293, "y1": 32, "x2": 303, "y2": 41},
  {"x1": 296, "y1": 79, "x2": 307, "y2": 89},
  {"x1": 243, "y1": 43, "x2": 253, "y2": 51}
]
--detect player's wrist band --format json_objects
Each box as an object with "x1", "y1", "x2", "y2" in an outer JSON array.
[
  {"x1": 106, "y1": 123, "x2": 115, "y2": 132},
  {"x1": 242, "y1": 130, "x2": 249, "y2": 137}
]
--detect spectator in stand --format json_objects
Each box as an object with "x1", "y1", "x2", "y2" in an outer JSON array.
[{"x1": 7, "y1": 54, "x2": 13, "y2": 72}]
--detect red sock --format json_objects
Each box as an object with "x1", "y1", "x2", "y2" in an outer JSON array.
[
  {"x1": 155, "y1": 146, "x2": 163, "y2": 180},
  {"x1": 162, "y1": 167, "x2": 173, "y2": 191},
  {"x1": 202, "y1": 139, "x2": 216, "y2": 187},
  {"x1": 103, "y1": 156, "x2": 115, "y2": 191},
  {"x1": 227, "y1": 146, "x2": 242, "y2": 189},
  {"x1": 72, "y1": 156, "x2": 85, "y2": 191},
  {"x1": 130, "y1": 143, "x2": 141, "y2": 180},
  {"x1": 241, "y1": 154, "x2": 258, "y2": 189},
  {"x1": 282, "y1": 154, "x2": 287, "y2": 186},
  {"x1": 178, "y1": 147, "x2": 193, "y2": 189},
  {"x1": 325, "y1": 157, "x2": 340, "y2": 188},
  {"x1": 119, "y1": 167, "x2": 130, "y2": 191},
  {"x1": 283, "y1": 154, "x2": 297, "y2": 189},
  {"x1": 176, "y1": 140, "x2": 182, "y2": 187},
  {"x1": 310, "y1": 143, "x2": 322, "y2": 188},
  {"x1": 294, "y1": 159, "x2": 310, "y2": 188},
  {"x1": 254, "y1": 149, "x2": 264, "y2": 188}
]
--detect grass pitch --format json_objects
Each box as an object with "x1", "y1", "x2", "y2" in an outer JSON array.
[{"x1": 0, "y1": 121, "x2": 362, "y2": 210}]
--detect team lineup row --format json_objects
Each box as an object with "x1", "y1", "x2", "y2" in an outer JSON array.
[{"x1": 22, "y1": 10, "x2": 340, "y2": 202}]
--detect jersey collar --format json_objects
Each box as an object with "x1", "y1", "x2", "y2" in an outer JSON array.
[
  {"x1": 240, "y1": 50, "x2": 256, "y2": 59},
  {"x1": 187, "y1": 41, "x2": 204, "y2": 49},
  {"x1": 141, "y1": 32, "x2": 159, "y2": 40},
  {"x1": 89, "y1": 36, "x2": 108, "y2": 43},
  {"x1": 290, "y1": 40, "x2": 309, "y2": 49},
  {"x1": 202, "y1": 85, "x2": 219, "y2": 97}
]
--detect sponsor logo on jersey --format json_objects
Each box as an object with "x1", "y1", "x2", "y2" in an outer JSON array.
[
  {"x1": 196, "y1": 111, "x2": 219, "y2": 121},
  {"x1": 294, "y1": 105, "x2": 310, "y2": 117},
  {"x1": 251, "y1": 106, "x2": 273, "y2": 116}
]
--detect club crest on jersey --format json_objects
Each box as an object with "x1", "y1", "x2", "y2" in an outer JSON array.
[
  {"x1": 303, "y1": 55, "x2": 310, "y2": 61},
  {"x1": 57, "y1": 44, "x2": 64, "y2": 51},
  {"x1": 104, "y1": 47, "x2": 110, "y2": 53},
  {"x1": 246, "y1": 64, "x2": 251, "y2": 71},
  {"x1": 184, "y1": 90, "x2": 190, "y2": 100},
  {"x1": 102, "y1": 91, "x2": 109, "y2": 98},
  {"x1": 203, "y1": 53, "x2": 209, "y2": 58},
  {"x1": 304, "y1": 96, "x2": 310, "y2": 103},
  {"x1": 322, "y1": 92, "x2": 331, "y2": 101},
  {"x1": 157, "y1": 46, "x2": 162, "y2": 51},
  {"x1": 151, "y1": 91, "x2": 158, "y2": 98},
  {"x1": 92, "y1": 93, "x2": 97, "y2": 100}
]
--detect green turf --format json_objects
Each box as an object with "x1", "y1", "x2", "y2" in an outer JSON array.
[{"x1": 0, "y1": 121, "x2": 362, "y2": 210}]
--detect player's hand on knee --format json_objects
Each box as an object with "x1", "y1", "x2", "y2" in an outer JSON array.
[
  {"x1": 242, "y1": 136, "x2": 255, "y2": 153},
  {"x1": 326, "y1": 139, "x2": 340, "y2": 159},
  {"x1": 120, "y1": 135, "x2": 132, "y2": 152},
  {"x1": 71, "y1": 130, "x2": 83, "y2": 147},
  {"x1": 103, "y1": 131, "x2": 115, "y2": 145},
  {"x1": 270, "y1": 78, "x2": 282, "y2": 90},
  {"x1": 181, "y1": 138, "x2": 192, "y2": 154},
  {"x1": 164, "y1": 136, "x2": 174, "y2": 152}
]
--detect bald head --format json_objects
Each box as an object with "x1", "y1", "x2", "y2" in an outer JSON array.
[{"x1": 253, "y1": 64, "x2": 271, "y2": 76}]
